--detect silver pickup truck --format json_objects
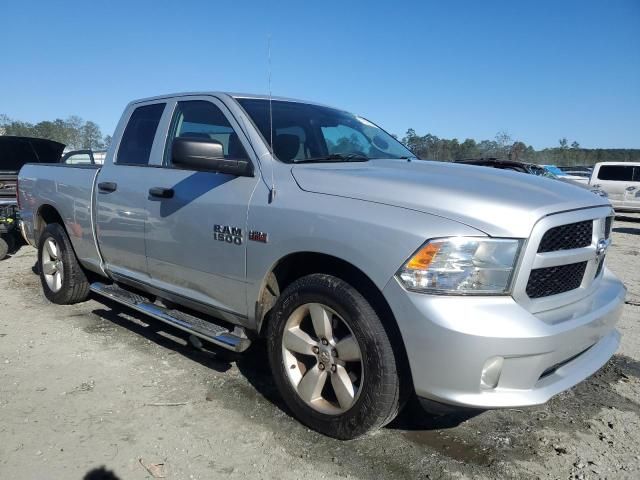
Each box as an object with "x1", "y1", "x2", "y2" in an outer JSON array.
[{"x1": 18, "y1": 92, "x2": 626, "y2": 439}]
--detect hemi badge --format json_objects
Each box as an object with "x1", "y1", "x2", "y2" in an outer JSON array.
[{"x1": 249, "y1": 230, "x2": 268, "y2": 243}]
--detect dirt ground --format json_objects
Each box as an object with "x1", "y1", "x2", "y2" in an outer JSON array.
[{"x1": 1, "y1": 216, "x2": 639, "y2": 480}]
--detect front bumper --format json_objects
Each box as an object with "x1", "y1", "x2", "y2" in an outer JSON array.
[
  {"x1": 610, "y1": 200, "x2": 640, "y2": 213},
  {"x1": 383, "y1": 269, "x2": 625, "y2": 408}
]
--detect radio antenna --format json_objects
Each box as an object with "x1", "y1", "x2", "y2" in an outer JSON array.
[{"x1": 267, "y1": 34, "x2": 276, "y2": 203}]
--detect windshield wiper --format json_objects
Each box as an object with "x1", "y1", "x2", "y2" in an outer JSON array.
[{"x1": 293, "y1": 153, "x2": 370, "y2": 164}]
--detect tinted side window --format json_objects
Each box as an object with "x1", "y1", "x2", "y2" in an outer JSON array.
[
  {"x1": 598, "y1": 165, "x2": 634, "y2": 181},
  {"x1": 166, "y1": 100, "x2": 248, "y2": 166},
  {"x1": 117, "y1": 103, "x2": 165, "y2": 165}
]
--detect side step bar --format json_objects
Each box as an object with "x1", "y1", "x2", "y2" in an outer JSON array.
[{"x1": 90, "y1": 282, "x2": 251, "y2": 352}]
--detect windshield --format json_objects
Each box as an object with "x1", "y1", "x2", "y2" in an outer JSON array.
[{"x1": 236, "y1": 98, "x2": 415, "y2": 163}]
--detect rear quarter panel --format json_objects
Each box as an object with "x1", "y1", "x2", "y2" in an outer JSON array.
[{"x1": 19, "y1": 164, "x2": 102, "y2": 272}]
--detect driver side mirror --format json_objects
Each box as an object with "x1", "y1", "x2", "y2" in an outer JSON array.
[{"x1": 172, "y1": 137, "x2": 253, "y2": 177}]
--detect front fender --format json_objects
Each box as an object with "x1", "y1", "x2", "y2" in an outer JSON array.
[{"x1": 245, "y1": 185, "x2": 484, "y2": 327}]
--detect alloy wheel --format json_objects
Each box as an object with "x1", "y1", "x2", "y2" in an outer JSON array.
[
  {"x1": 41, "y1": 238, "x2": 64, "y2": 293},
  {"x1": 281, "y1": 303, "x2": 364, "y2": 415}
]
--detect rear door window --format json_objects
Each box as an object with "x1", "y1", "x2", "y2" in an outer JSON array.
[
  {"x1": 597, "y1": 165, "x2": 635, "y2": 181},
  {"x1": 116, "y1": 103, "x2": 166, "y2": 165}
]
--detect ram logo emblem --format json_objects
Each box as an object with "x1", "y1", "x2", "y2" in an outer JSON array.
[{"x1": 213, "y1": 225, "x2": 243, "y2": 245}]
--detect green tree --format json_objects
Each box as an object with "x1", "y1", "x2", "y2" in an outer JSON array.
[
  {"x1": 82, "y1": 121, "x2": 104, "y2": 149},
  {"x1": 509, "y1": 141, "x2": 527, "y2": 162},
  {"x1": 1, "y1": 113, "x2": 105, "y2": 150},
  {"x1": 495, "y1": 131, "x2": 512, "y2": 158}
]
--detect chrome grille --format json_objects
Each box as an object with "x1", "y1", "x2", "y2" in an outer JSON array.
[
  {"x1": 594, "y1": 256, "x2": 606, "y2": 278},
  {"x1": 538, "y1": 220, "x2": 592, "y2": 253},
  {"x1": 604, "y1": 217, "x2": 613, "y2": 239},
  {"x1": 526, "y1": 261, "x2": 588, "y2": 298},
  {"x1": 511, "y1": 206, "x2": 614, "y2": 314}
]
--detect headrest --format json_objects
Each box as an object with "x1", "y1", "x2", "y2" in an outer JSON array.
[{"x1": 274, "y1": 134, "x2": 299, "y2": 162}]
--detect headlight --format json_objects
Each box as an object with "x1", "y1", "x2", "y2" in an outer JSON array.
[{"x1": 397, "y1": 237, "x2": 522, "y2": 295}]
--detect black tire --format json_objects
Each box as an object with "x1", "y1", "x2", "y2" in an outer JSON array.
[
  {"x1": 0, "y1": 236, "x2": 8, "y2": 260},
  {"x1": 38, "y1": 223, "x2": 90, "y2": 304},
  {"x1": 267, "y1": 274, "x2": 401, "y2": 439},
  {"x1": 4, "y1": 233, "x2": 16, "y2": 254}
]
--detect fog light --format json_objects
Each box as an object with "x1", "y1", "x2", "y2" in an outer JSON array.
[{"x1": 480, "y1": 356, "x2": 504, "y2": 389}]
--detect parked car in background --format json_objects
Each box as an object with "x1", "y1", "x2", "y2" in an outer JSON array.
[
  {"x1": 542, "y1": 165, "x2": 589, "y2": 184},
  {"x1": 62, "y1": 149, "x2": 107, "y2": 165},
  {"x1": 559, "y1": 165, "x2": 592, "y2": 179},
  {"x1": 589, "y1": 162, "x2": 640, "y2": 213},
  {"x1": 455, "y1": 158, "x2": 608, "y2": 199},
  {"x1": 456, "y1": 158, "x2": 548, "y2": 176},
  {"x1": 0, "y1": 136, "x2": 65, "y2": 259}
]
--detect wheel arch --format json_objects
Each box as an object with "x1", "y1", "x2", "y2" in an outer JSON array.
[
  {"x1": 35, "y1": 204, "x2": 67, "y2": 244},
  {"x1": 256, "y1": 251, "x2": 413, "y2": 389}
]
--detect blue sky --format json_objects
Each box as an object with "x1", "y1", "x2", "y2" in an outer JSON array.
[{"x1": 1, "y1": 0, "x2": 638, "y2": 149}]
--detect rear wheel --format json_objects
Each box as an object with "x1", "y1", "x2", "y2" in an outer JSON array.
[
  {"x1": 38, "y1": 223, "x2": 90, "y2": 304},
  {"x1": 0, "y1": 236, "x2": 8, "y2": 260},
  {"x1": 4, "y1": 233, "x2": 16, "y2": 254},
  {"x1": 267, "y1": 274, "x2": 401, "y2": 439}
]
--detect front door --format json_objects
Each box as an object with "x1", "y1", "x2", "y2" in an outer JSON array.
[{"x1": 143, "y1": 98, "x2": 259, "y2": 317}]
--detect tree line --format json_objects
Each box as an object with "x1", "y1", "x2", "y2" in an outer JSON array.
[
  {"x1": 402, "y1": 130, "x2": 640, "y2": 167},
  {"x1": 2, "y1": 112, "x2": 638, "y2": 166},
  {"x1": 0, "y1": 114, "x2": 111, "y2": 150}
]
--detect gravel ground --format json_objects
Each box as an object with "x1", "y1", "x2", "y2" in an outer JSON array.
[{"x1": 1, "y1": 216, "x2": 639, "y2": 480}]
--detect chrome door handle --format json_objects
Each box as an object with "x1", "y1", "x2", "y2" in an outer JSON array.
[
  {"x1": 98, "y1": 182, "x2": 117, "y2": 193},
  {"x1": 149, "y1": 187, "x2": 174, "y2": 199}
]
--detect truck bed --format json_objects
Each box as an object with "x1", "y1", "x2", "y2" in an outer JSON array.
[{"x1": 19, "y1": 163, "x2": 103, "y2": 273}]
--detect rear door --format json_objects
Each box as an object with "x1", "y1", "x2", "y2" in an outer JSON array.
[
  {"x1": 142, "y1": 97, "x2": 259, "y2": 317},
  {"x1": 95, "y1": 101, "x2": 168, "y2": 281}
]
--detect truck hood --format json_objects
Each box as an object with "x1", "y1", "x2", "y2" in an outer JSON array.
[
  {"x1": 291, "y1": 159, "x2": 610, "y2": 237},
  {"x1": 0, "y1": 136, "x2": 65, "y2": 200},
  {"x1": 0, "y1": 136, "x2": 65, "y2": 173}
]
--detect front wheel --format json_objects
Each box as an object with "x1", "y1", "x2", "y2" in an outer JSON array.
[
  {"x1": 267, "y1": 274, "x2": 401, "y2": 439},
  {"x1": 38, "y1": 223, "x2": 90, "y2": 304}
]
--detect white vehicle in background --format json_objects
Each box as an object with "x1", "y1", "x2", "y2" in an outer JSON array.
[{"x1": 590, "y1": 162, "x2": 640, "y2": 213}]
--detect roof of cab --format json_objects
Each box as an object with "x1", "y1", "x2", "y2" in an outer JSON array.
[{"x1": 129, "y1": 91, "x2": 334, "y2": 109}]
